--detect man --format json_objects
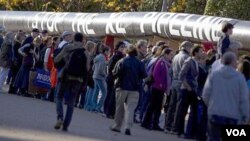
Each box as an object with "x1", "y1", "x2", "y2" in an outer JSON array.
[
  {"x1": 58, "y1": 31, "x2": 73, "y2": 49},
  {"x1": 53, "y1": 33, "x2": 89, "y2": 131},
  {"x1": 22, "y1": 28, "x2": 40, "y2": 46},
  {"x1": 110, "y1": 45, "x2": 147, "y2": 135},
  {"x1": 175, "y1": 45, "x2": 203, "y2": 138},
  {"x1": 164, "y1": 41, "x2": 193, "y2": 133},
  {"x1": 211, "y1": 41, "x2": 241, "y2": 73},
  {"x1": 217, "y1": 22, "x2": 234, "y2": 57},
  {"x1": 41, "y1": 29, "x2": 49, "y2": 38},
  {"x1": 203, "y1": 52, "x2": 249, "y2": 141},
  {"x1": 134, "y1": 40, "x2": 148, "y2": 122}
]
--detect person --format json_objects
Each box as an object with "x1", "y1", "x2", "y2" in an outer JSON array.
[
  {"x1": 217, "y1": 22, "x2": 234, "y2": 57},
  {"x1": 43, "y1": 36, "x2": 53, "y2": 72},
  {"x1": 164, "y1": 41, "x2": 193, "y2": 134},
  {"x1": 47, "y1": 36, "x2": 60, "y2": 102},
  {"x1": 91, "y1": 45, "x2": 110, "y2": 113},
  {"x1": 22, "y1": 28, "x2": 40, "y2": 46},
  {"x1": 110, "y1": 45, "x2": 147, "y2": 135},
  {"x1": 142, "y1": 48, "x2": 173, "y2": 131},
  {"x1": 58, "y1": 31, "x2": 73, "y2": 49},
  {"x1": 83, "y1": 41, "x2": 97, "y2": 110},
  {"x1": 134, "y1": 40, "x2": 148, "y2": 122},
  {"x1": 0, "y1": 32, "x2": 15, "y2": 92},
  {"x1": 0, "y1": 25, "x2": 4, "y2": 48},
  {"x1": 41, "y1": 29, "x2": 48, "y2": 38},
  {"x1": 203, "y1": 52, "x2": 249, "y2": 141},
  {"x1": 54, "y1": 32, "x2": 89, "y2": 132},
  {"x1": 14, "y1": 37, "x2": 40, "y2": 96},
  {"x1": 175, "y1": 45, "x2": 203, "y2": 138},
  {"x1": 211, "y1": 41, "x2": 241, "y2": 73},
  {"x1": 8, "y1": 31, "x2": 26, "y2": 94},
  {"x1": 105, "y1": 41, "x2": 126, "y2": 118}
]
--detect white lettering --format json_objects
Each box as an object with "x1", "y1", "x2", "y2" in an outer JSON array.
[
  {"x1": 180, "y1": 15, "x2": 193, "y2": 38},
  {"x1": 140, "y1": 12, "x2": 158, "y2": 33},
  {"x1": 115, "y1": 13, "x2": 126, "y2": 34},
  {"x1": 169, "y1": 13, "x2": 189, "y2": 37},
  {"x1": 226, "y1": 129, "x2": 246, "y2": 136},
  {"x1": 85, "y1": 14, "x2": 98, "y2": 35},
  {"x1": 156, "y1": 13, "x2": 174, "y2": 37},
  {"x1": 106, "y1": 13, "x2": 119, "y2": 34}
]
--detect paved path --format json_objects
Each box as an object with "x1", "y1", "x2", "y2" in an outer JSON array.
[{"x1": 0, "y1": 92, "x2": 189, "y2": 141}]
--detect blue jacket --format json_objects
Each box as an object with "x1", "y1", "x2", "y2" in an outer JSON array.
[
  {"x1": 217, "y1": 33, "x2": 230, "y2": 56},
  {"x1": 113, "y1": 55, "x2": 147, "y2": 91}
]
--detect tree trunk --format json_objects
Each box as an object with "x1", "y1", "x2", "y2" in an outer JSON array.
[{"x1": 161, "y1": 0, "x2": 168, "y2": 12}]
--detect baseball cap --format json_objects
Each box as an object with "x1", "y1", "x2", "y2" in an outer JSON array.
[
  {"x1": 32, "y1": 28, "x2": 40, "y2": 33},
  {"x1": 62, "y1": 31, "x2": 72, "y2": 38}
]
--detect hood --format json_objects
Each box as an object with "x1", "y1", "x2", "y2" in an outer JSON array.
[
  {"x1": 217, "y1": 66, "x2": 238, "y2": 79},
  {"x1": 94, "y1": 54, "x2": 105, "y2": 63}
]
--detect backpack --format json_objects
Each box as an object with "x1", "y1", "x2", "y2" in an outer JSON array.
[
  {"x1": 64, "y1": 48, "x2": 87, "y2": 80},
  {"x1": 53, "y1": 43, "x2": 69, "y2": 69}
]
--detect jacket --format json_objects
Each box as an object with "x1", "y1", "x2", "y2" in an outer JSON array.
[
  {"x1": 108, "y1": 51, "x2": 124, "y2": 77},
  {"x1": 202, "y1": 66, "x2": 249, "y2": 123},
  {"x1": 171, "y1": 50, "x2": 190, "y2": 88},
  {"x1": 93, "y1": 53, "x2": 107, "y2": 81},
  {"x1": 179, "y1": 57, "x2": 199, "y2": 92},
  {"x1": 0, "y1": 41, "x2": 12, "y2": 68},
  {"x1": 113, "y1": 55, "x2": 147, "y2": 91},
  {"x1": 151, "y1": 56, "x2": 172, "y2": 92},
  {"x1": 54, "y1": 42, "x2": 90, "y2": 83},
  {"x1": 217, "y1": 33, "x2": 230, "y2": 56}
]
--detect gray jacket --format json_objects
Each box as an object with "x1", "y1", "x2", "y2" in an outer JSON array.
[
  {"x1": 93, "y1": 54, "x2": 107, "y2": 80},
  {"x1": 171, "y1": 50, "x2": 190, "y2": 89},
  {"x1": 202, "y1": 66, "x2": 249, "y2": 123}
]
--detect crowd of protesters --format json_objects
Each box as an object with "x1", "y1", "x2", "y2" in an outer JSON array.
[{"x1": 0, "y1": 22, "x2": 250, "y2": 141}]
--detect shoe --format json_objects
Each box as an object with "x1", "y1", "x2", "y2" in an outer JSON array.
[
  {"x1": 170, "y1": 131, "x2": 178, "y2": 135},
  {"x1": 125, "y1": 129, "x2": 131, "y2": 135},
  {"x1": 152, "y1": 126, "x2": 164, "y2": 131},
  {"x1": 54, "y1": 119, "x2": 63, "y2": 130},
  {"x1": 164, "y1": 129, "x2": 171, "y2": 134},
  {"x1": 110, "y1": 126, "x2": 121, "y2": 133},
  {"x1": 62, "y1": 126, "x2": 68, "y2": 132},
  {"x1": 141, "y1": 124, "x2": 152, "y2": 130}
]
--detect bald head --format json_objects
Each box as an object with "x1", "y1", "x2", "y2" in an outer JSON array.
[{"x1": 222, "y1": 52, "x2": 237, "y2": 67}]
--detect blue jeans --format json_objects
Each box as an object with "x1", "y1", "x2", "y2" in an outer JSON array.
[
  {"x1": 56, "y1": 80, "x2": 81, "y2": 128},
  {"x1": 92, "y1": 78, "x2": 107, "y2": 112},
  {"x1": 84, "y1": 87, "x2": 94, "y2": 111}
]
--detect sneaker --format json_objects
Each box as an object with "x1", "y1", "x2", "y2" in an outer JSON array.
[
  {"x1": 54, "y1": 119, "x2": 63, "y2": 130},
  {"x1": 164, "y1": 129, "x2": 171, "y2": 134},
  {"x1": 110, "y1": 126, "x2": 121, "y2": 133},
  {"x1": 152, "y1": 126, "x2": 164, "y2": 131},
  {"x1": 125, "y1": 129, "x2": 131, "y2": 135},
  {"x1": 62, "y1": 126, "x2": 68, "y2": 132}
]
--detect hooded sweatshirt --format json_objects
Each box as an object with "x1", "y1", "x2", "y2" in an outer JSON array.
[
  {"x1": 202, "y1": 65, "x2": 249, "y2": 123},
  {"x1": 93, "y1": 53, "x2": 107, "y2": 81}
]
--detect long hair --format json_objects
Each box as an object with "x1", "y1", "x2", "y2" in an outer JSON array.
[{"x1": 238, "y1": 60, "x2": 250, "y2": 80}]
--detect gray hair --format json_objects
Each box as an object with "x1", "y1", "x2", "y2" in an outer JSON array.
[
  {"x1": 85, "y1": 41, "x2": 96, "y2": 52},
  {"x1": 136, "y1": 40, "x2": 147, "y2": 49},
  {"x1": 180, "y1": 41, "x2": 193, "y2": 50},
  {"x1": 221, "y1": 52, "x2": 237, "y2": 66}
]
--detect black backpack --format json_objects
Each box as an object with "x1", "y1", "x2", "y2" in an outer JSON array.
[
  {"x1": 64, "y1": 48, "x2": 87, "y2": 80},
  {"x1": 53, "y1": 43, "x2": 69, "y2": 69}
]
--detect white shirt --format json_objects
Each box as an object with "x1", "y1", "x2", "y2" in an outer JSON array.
[
  {"x1": 44, "y1": 48, "x2": 51, "y2": 63},
  {"x1": 211, "y1": 59, "x2": 224, "y2": 73},
  {"x1": 58, "y1": 40, "x2": 68, "y2": 49}
]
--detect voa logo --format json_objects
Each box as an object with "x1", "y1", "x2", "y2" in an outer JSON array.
[{"x1": 226, "y1": 129, "x2": 247, "y2": 136}]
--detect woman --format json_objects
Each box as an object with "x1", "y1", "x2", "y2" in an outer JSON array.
[
  {"x1": 8, "y1": 32, "x2": 26, "y2": 94},
  {"x1": 142, "y1": 48, "x2": 173, "y2": 131},
  {"x1": 91, "y1": 45, "x2": 110, "y2": 113},
  {"x1": 0, "y1": 32, "x2": 14, "y2": 91},
  {"x1": 47, "y1": 36, "x2": 60, "y2": 102},
  {"x1": 104, "y1": 41, "x2": 126, "y2": 118},
  {"x1": 14, "y1": 37, "x2": 40, "y2": 96},
  {"x1": 81, "y1": 41, "x2": 97, "y2": 110}
]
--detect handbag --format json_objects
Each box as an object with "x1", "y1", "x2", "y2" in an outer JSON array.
[{"x1": 144, "y1": 58, "x2": 159, "y2": 85}]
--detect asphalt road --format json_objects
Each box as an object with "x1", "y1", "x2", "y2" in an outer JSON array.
[{"x1": 0, "y1": 91, "x2": 189, "y2": 141}]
